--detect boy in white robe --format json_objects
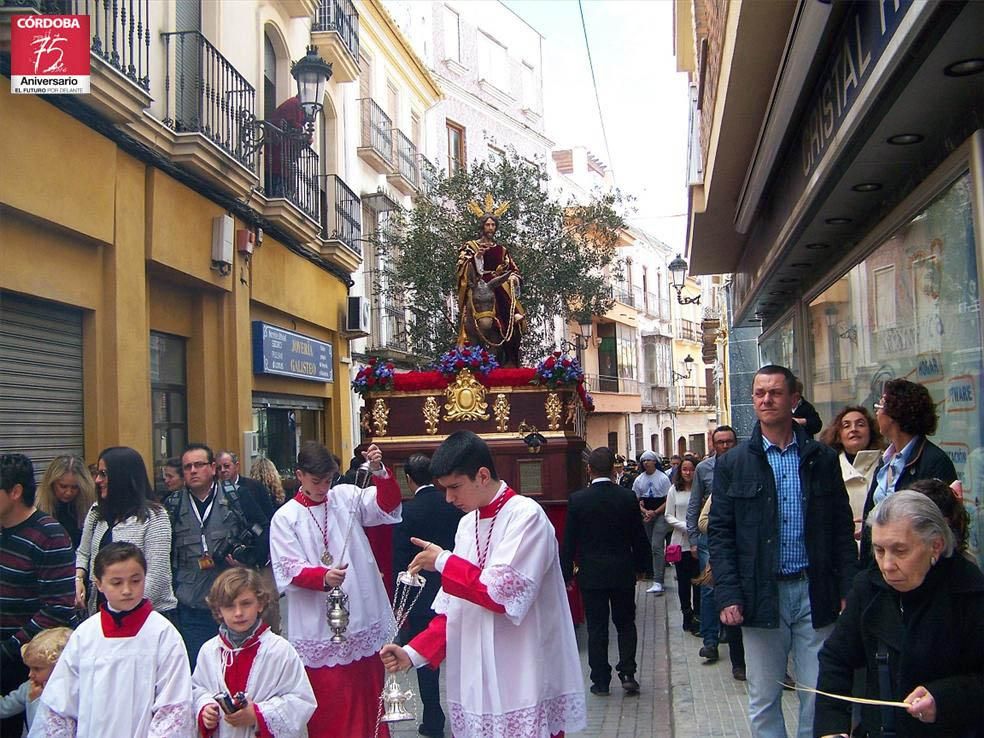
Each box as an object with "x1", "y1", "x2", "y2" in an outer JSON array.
[
  {"x1": 270, "y1": 442, "x2": 401, "y2": 738},
  {"x1": 380, "y1": 431, "x2": 586, "y2": 738},
  {"x1": 192, "y1": 568, "x2": 315, "y2": 737},
  {"x1": 29, "y1": 542, "x2": 194, "y2": 738}
]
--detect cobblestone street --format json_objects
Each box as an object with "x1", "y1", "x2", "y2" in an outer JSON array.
[{"x1": 393, "y1": 568, "x2": 801, "y2": 737}]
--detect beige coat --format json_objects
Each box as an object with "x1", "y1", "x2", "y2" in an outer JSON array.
[{"x1": 840, "y1": 449, "x2": 881, "y2": 525}]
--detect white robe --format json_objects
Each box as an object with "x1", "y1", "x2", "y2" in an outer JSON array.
[
  {"x1": 29, "y1": 609, "x2": 193, "y2": 738},
  {"x1": 191, "y1": 629, "x2": 316, "y2": 738},
  {"x1": 269, "y1": 483, "x2": 400, "y2": 668},
  {"x1": 432, "y1": 493, "x2": 586, "y2": 737}
]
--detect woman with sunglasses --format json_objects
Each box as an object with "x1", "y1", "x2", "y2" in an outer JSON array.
[{"x1": 75, "y1": 447, "x2": 178, "y2": 617}]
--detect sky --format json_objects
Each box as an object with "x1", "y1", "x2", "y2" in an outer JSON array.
[{"x1": 503, "y1": 0, "x2": 691, "y2": 252}]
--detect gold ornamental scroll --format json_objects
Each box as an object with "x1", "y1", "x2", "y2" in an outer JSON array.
[{"x1": 444, "y1": 368, "x2": 491, "y2": 422}]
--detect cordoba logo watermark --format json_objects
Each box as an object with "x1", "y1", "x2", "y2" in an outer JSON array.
[{"x1": 10, "y1": 15, "x2": 90, "y2": 94}]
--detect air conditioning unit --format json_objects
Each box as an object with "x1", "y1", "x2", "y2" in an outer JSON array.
[{"x1": 345, "y1": 296, "x2": 371, "y2": 336}]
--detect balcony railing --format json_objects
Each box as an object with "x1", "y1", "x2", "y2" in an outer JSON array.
[
  {"x1": 393, "y1": 130, "x2": 419, "y2": 186},
  {"x1": 313, "y1": 0, "x2": 359, "y2": 61},
  {"x1": 677, "y1": 319, "x2": 701, "y2": 342},
  {"x1": 162, "y1": 31, "x2": 256, "y2": 168},
  {"x1": 680, "y1": 386, "x2": 709, "y2": 407},
  {"x1": 642, "y1": 385, "x2": 670, "y2": 409},
  {"x1": 584, "y1": 374, "x2": 640, "y2": 394},
  {"x1": 320, "y1": 174, "x2": 361, "y2": 255},
  {"x1": 359, "y1": 98, "x2": 394, "y2": 167},
  {"x1": 368, "y1": 304, "x2": 409, "y2": 353},
  {"x1": 644, "y1": 292, "x2": 672, "y2": 320},
  {"x1": 417, "y1": 154, "x2": 439, "y2": 194},
  {"x1": 258, "y1": 122, "x2": 320, "y2": 221},
  {"x1": 26, "y1": 0, "x2": 151, "y2": 90}
]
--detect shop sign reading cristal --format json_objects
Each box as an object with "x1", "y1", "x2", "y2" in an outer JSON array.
[
  {"x1": 799, "y1": 0, "x2": 912, "y2": 178},
  {"x1": 252, "y1": 321, "x2": 333, "y2": 383}
]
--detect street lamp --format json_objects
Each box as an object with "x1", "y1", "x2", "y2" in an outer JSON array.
[
  {"x1": 669, "y1": 254, "x2": 701, "y2": 305},
  {"x1": 573, "y1": 314, "x2": 594, "y2": 351},
  {"x1": 671, "y1": 354, "x2": 695, "y2": 382},
  {"x1": 241, "y1": 45, "x2": 333, "y2": 155}
]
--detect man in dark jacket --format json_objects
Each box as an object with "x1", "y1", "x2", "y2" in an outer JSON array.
[
  {"x1": 709, "y1": 365, "x2": 857, "y2": 738},
  {"x1": 562, "y1": 447, "x2": 652, "y2": 696},
  {"x1": 392, "y1": 453, "x2": 463, "y2": 738}
]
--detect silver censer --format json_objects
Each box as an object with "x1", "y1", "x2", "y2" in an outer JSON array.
[{"x1": 380, "y1": 571, "x2": 426, "y2": 724}]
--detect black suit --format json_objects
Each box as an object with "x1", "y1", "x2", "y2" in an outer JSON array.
[
  {"x1": 392, "y1": 485, "x2": 463, "y2": 736},
  {"x1": 561, "y1": 479, "x2": 651, "y2": 687},
  {"x1": 235, "y1": 475, "x2": 275, "y2": 521}
]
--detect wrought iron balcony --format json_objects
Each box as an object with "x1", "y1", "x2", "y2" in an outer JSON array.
[
  {"x1": 584, "y1": 374, "x2": 640, "y2": 394},
  {"x1": 162, "y1": 31, "x2": 256, "y2": 169},
  {"x1": 256, "y1": 121, "x2": 320, "y2": 222},
  {"x1": 387, "y1": 130, "x2": 419, "y2": 195},
  {"x1": 417, "y1": 153, "x2": 439, "y2": 194},
  {"x1": 677, "y1": 319, "x2": 701, "y2": 342},
  {"x1": 19, "y1": 0, "x2": 151, "y2": 90},
  {"x1": 320, "y1": 174, "x2": 361, "y2": 255},
  {"x1": 357, "y1": 98, "x2": 394, "y2": 173},
  {"x1": 312, "y1": 0, "x2": 359, "y2": 75}
]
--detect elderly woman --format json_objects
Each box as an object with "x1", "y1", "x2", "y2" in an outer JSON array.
[
  {"x1": 860, "y1": 379, "x2": 957, "y2": 560},
  {"x1": 814, "y1": 491, "x2": 984, "y2": 738},
  {"x1": 820, "y1": 406, "x2": 883, "y2": 538}
]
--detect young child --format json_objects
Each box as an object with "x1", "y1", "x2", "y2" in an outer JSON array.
[
  {"x1": 29, "y1": 543, "x2": 193, "y2": 737},
  {"x1": 191, "y1": 569, "x2": 315, "y2": 737},
  {"x1": 0, "y1": 627, "x2": 72, "y2": 734}
]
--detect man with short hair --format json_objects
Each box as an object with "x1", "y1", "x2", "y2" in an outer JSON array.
[
  {"x1": 165, "y1": 443, "x2": 270, "y2": 668},
  {"x1": 667, "y1": 454, "x2": 683, "y2": 482},
  {"x1": 562, "y1": 447, "x2": 651, "y2": 696},
  {"x1": 216, "y1": 450, "x2": 276, "y2": 520},
  {"x1": 380, "y1": 431, "x2": 585, "y2": 738},
  {"x1": 686, "y1": 425, "x2": 745, "y2": 676},
  {"x1": 633, "y1": 450, "x2": 671, "y2": 594},
  {"x1": 392, "y1": 453, "x2": 463, "y2": 738},
  {"x1": 0, "y1": 453, "x2": 75, "y2": 738},
  {"x1": 709, "y1": 365, "x2": 857, "y2": 738}
]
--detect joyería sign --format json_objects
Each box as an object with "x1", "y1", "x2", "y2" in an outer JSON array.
[{"x1": 10, "y1": 15, "x2": 90, "y2": 94}]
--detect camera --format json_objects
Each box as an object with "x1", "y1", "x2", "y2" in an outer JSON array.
[
  {"x1": 212, "y1": 522, "x2": 264, "y2": 565},
  {"x1": 213, "y1": 691, "x2": 247, "y2": 714}
]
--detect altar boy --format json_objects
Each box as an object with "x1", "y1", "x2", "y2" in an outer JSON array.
[{"x1": 30, "y1": 543, "x2": 194, "y2": 738}]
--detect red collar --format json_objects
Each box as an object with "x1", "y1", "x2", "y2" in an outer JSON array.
[
  {"x1": 294, "y1": 491, "x2": 326, "y2": 508},
  {"x1": 478, "y1": 487, "x2": 516, "y2": 519},
  {"x1": 99, "y1": 599, "x2": 153, "y2": 638},
  {"x1": 218, "y1": 621, "x2": 269, "y2": 651}
]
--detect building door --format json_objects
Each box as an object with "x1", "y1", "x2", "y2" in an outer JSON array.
[
  {"x1": 0, "y1": 291, "x2": 84, "y2": 475},
  {"x1": 253, "y1": 394, "x2": 325, "y2": 476},
  {"x1": 174, "y1": 0, "x2": 202, "y2": 129}
]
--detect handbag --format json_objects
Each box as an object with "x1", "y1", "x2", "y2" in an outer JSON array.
[{"x1": 665, "y1": 544, "x2": 683, "y2": 564}]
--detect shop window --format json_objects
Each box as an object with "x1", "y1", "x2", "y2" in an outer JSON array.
[
  {"x1": 806, "y1": 171, "x2": 982, "y2": 566},
  {"x1": 150, "y1": 332, "x2": 188, "y2": 489},
  {"x1": 252, "y1": 400, "x2": 324, "y2": 476},
  {"x1": 759, "y1": 313, "x2": 798, "y2": 376}
]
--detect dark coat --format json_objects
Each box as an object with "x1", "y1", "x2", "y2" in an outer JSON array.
[
  {"x1": 793, "y1": 397, "x2": 823, "y2": 437},
  {"x1": 814, "y1": 555, "x2": 984, "y2": 738},
  {"x1": 236, "y1": 476, "x2": 275, "y2": 522},
  {"x1": 392, "y1": 485, "x2": 463, "y2": 621},
  {"x1": 561, "y1": 480, "x2": 652, "y2": 589},
  {"x1": 708, "y1": 422, "x2": 858, "y2": 629},
  {"x1": 859, "y1": 437, "x2": 957, "y2": 560}
]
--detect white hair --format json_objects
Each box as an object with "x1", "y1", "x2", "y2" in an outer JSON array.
[{"x1": 868, "y1": 490, "x2": 955, "y2": 557}]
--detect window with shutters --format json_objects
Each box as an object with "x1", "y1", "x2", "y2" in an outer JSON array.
[{"x1": 150, "y1": 332, "x2": 188, "y2": 483}]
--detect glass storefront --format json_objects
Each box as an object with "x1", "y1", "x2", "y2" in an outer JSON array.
[
  {"x1": 252, "y1": 395, "x2": 326, "y2": 477},
  {"x1": 759, "y1": 313, "x2": 798, "y2": 375},
  {"x1": 807, "y1": 171, "x2": 982, "y2": 565}
]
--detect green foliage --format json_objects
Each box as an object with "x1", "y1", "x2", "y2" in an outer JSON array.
[{"x1": 375, "y1": 149, "x2": 625, "y2": 362}]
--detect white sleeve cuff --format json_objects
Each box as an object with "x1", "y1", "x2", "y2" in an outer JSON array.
[
  {"x1": 371, "y1": 464, "x2": 388, "y2": 477},
  {"x1": 404, "y1": 645, "x2": 428, "y2": 669},
  {"x1": 434, "y1": 550, "x2": 452, "y2": 573}
]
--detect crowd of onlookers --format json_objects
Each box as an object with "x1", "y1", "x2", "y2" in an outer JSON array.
[{"x1": 2, "y1": 369, "x2": 982, "y2": 738}]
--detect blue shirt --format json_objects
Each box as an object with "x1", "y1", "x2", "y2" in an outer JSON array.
[
  {"x1": 762, "y1": 435, "x2": 808, "y2": 575},
  {"x1": 872, "y1": 435, "x2": 920, "y2": 506}
]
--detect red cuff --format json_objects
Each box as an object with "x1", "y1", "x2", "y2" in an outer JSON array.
[
  {"x1": 254, "y1": 705, "x2": 272, "y2": 738},
  {"x1": 374, "y1": 470, "x2": 402, "y2": 513},
  {"x1": 291, "y1": 567, "x2": 328, "y2": 590},
  {"x1": 197, "y1": 706, "x2": 214, "y2": 738},
  {"x1": 441, "y1": 555, "x2": 506, "y2": 613},
  {"x1": 409, "y1": 614, "x2": 447, "y2": 668}
]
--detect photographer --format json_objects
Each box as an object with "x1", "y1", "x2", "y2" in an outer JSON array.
[{"x1": 164, "y1": 443, "x2": 270, "y2": 669}]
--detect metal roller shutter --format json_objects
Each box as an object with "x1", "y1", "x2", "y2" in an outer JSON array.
[{"x1": 0, "y1": 292, "x2": 85, "y2": 477}]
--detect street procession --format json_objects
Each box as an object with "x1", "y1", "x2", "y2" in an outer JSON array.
[{"x1": 2, "y1": 1, "x2": 984, "y2": 737}]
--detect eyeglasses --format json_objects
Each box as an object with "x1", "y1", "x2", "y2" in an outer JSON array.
[
  {"x1": 93, "y1": 469, "x2": 108, "y2": 479},
  {"x1": 182, "y1": 461, "x2": 210, "y2": 471}
]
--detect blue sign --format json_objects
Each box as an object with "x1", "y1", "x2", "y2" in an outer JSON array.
[{"x1": 252, "y1": 322, "x2": 333, "y2": 383}]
